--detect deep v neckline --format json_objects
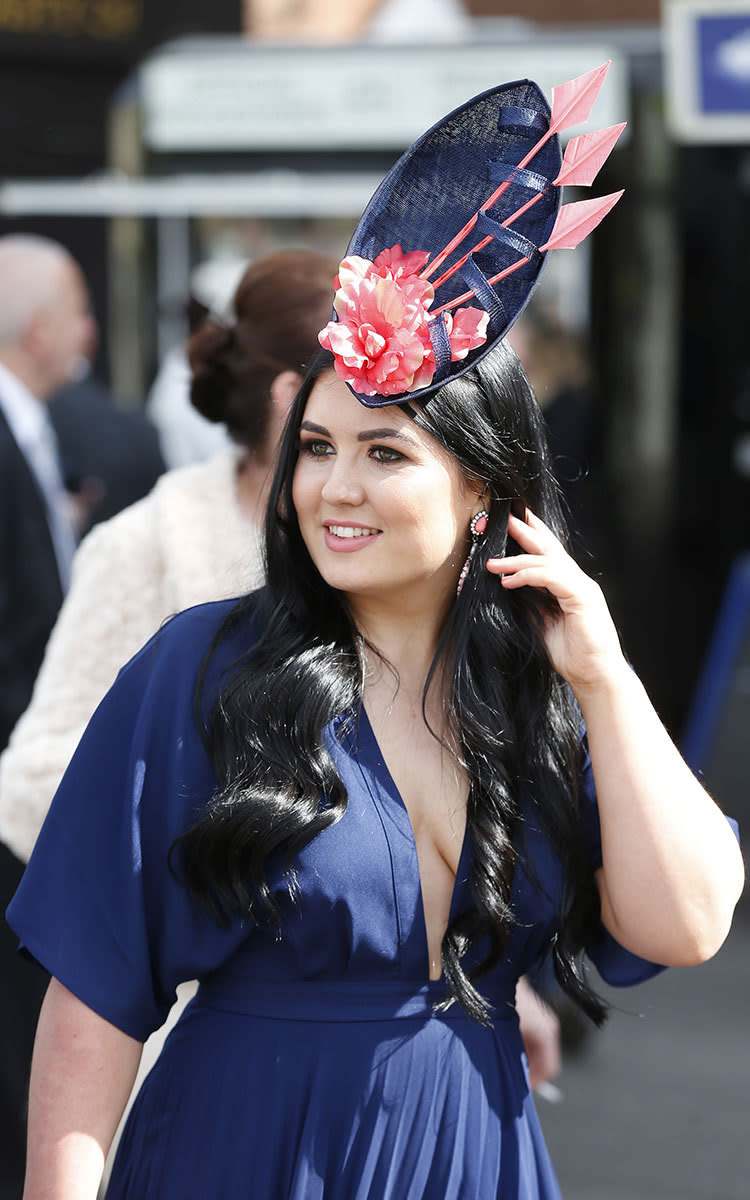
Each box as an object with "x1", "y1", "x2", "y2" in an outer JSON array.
[{"x1": 355, "y1": 705, "x2": 471, "y2": 981}]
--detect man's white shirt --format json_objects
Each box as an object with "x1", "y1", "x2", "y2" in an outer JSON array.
[{"x1": 0, "y1": 361, "x2": 76, "y2": 592}]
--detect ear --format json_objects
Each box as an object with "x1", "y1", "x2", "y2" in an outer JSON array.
[
  {"x1": 270, "y1": 369, "x2": 302, "y2": 417},
  {"x1": 21, "y1": 310, "x2": 48, "y2": 358},
  {"x1": 470, "y1": 483, "x2": 490, "y2": 516}
]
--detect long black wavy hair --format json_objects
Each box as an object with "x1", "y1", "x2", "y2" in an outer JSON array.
[{"x1": 175, "y1": 341, "x2": 606, "y2": 1026}]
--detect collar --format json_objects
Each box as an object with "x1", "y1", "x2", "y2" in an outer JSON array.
[{"x1": 0, "y1": 361, "x2": 48, "y2": 452}]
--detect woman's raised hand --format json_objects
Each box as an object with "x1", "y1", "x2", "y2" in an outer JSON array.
[
  {"x1": 488, "y1": 511, "x2": 744, "y2": 968},
  {"x1": 486, "y1": 510, "x2": 627, "y2": 697}
]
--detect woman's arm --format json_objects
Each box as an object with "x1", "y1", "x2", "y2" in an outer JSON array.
[
  {"x1": 24, "y1": 978, "x2": 142, "y2": 1200},
  {"x1": 515, "y1": 975, "x2": 561, "y2": 1090},
  {"x1": 488, "y1": 511, "x2": 744, "y2": 967},
  {"x1": 574, "y1": 660, "x2": 742, "y2": 965},
  {"x1": 0, "y1": 507, "x2": 162, "y2": 862}
]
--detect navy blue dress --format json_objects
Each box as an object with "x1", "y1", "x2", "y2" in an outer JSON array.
[{"x1": 7, "y1": 600, "x2": 664, "y2": 1199}]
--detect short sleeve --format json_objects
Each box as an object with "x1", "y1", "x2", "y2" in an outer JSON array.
[
  {"x1": 5, "y1": 600, "x2": 250, "y2": 1042},
  {"x1": 577, "y1": 736, "x2": 667, "y2": 988},
  {"x1": 0, "y1": 505, "x2": 163, "y2": 863}
]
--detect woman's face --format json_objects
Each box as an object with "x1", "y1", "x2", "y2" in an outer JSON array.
[{"x1": 292, "y1": 371, "x2": 481, "y2": 613}]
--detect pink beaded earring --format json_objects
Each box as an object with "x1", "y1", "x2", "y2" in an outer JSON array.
[{"x1": 456, "y1": 509, "x2": 489, "y2": 596}]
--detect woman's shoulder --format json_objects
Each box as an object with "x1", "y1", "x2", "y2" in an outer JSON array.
[
  {"x1": 118, "y1": 591, "x2": 266, "y2": 702},
  {"x1": 147, "y1": 447, "x2": 241, "y2": 517},
  {"x1": 77, "y1": 449, "x2": 241, "y2": 556},
  {"x1": 75, "y1": 486, "x2": 160, "y2": 568},
  {"x1": 161, "y1": 446, "x2": 241, "y2": 489}
]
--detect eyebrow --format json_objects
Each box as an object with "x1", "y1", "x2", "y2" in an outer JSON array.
[{"x1": 300, "y1": 420, "x2": 419, "y2": 448}]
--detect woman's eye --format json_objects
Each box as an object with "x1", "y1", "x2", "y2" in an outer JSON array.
[
  {"x1": 300, "y1": 439, "x2": 332, "y2": 457},
  {"x1": 371, "y1": 445, "x2": 404, "y2": 464}
]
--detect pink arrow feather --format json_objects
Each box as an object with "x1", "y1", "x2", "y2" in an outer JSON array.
[
  {"x1": 553, "y1": 122, "x2": 626, "y2": 187},
  {"x1": 539, "y1": 190, "x2": 624, "y2": 252},
  {"x1": 431, "y1": 122, "x2": 626, "y2": 293},
  {"x1": 421, "y1": 61, "x2": 613, "y2": 281},
  {"x1": 548, "y1": 61, "x2": 613, "y2": 137},
  {"x1": 432, "y1": 186, "x2": 624, "y2": 316}
]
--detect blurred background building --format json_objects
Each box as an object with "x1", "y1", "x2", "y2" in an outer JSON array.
[{"x1": 0, "y1": 0, "x2": 747, "y2": 830}]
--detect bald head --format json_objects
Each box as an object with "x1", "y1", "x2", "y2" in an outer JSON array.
[
  {"x1": 0, "y1": 236, "x2": 75, "y2": 344},
  {"x1": 0, "y1": 235, "x2": 95, "y2": 399}
]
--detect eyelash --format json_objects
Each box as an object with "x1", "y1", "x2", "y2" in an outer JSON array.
[{"x1": 298, "y1": 439, "x2": 405, "y2": 465}]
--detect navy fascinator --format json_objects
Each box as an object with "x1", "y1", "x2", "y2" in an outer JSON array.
[{"x1": 319, "y1": 62, "x2": 624, "y2": 408}]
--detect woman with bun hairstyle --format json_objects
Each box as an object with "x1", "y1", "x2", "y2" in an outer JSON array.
[
  {"x1": 0, "y1": 247, "x2": 344, "y2": 1188},
  {"x1": 8, "y1": 70, "x2": 743, "y2": 1199},
  {"x1": 0, "y1": 248, "x2": 338, "y2": 862}
]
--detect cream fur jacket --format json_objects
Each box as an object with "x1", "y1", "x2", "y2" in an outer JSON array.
[{"x1": 0, "y1": 448, "x2": 263, "y2": 862}]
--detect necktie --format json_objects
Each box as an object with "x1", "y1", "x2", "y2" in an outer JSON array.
[{"x1": 28, "y1": 418, "x2": 77, "y2": 593}]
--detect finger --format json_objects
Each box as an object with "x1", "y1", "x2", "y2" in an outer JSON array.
[
  {"x1": 506, "y1": 513, "x2": 546, "y2": 556},
  {"x1": 498, "y1": 568, "x2": 550, "y2": 589},
  {"x1": 510, "y1": 510, "x2": 564, "y2": 555},
  {"x1": 525, "y1": 508, "x2": 561, "y2": 541},
  {"x1": 524, "y1": 508, "x2": 548, "y2": 531},
  {"x1": 486, "y1": 554, "x2": 545, "y2": 574},
  {"x1": 499, "y1": 565, "x2": 582, "y2": 602}
]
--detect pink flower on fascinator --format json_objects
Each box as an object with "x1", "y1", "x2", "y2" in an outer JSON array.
[
  {"x1": 319, "y1": 253, "x2": 435, "y2": 396},
  {"x1": 371, "y1": 245, "x2": 432, "y2": 277},
  {"x1": 318, "y1": 245, "x2": 490, "y2": 397},
  {"x1": 443, "y1": 306, "x2": 490, "y2": 360}
]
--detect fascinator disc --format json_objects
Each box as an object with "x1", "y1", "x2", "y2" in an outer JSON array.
[{"x1": 319, "y1": 64, "x2": 624, "y2": 408}]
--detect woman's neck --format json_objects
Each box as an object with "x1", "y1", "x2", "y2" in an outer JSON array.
[
  {"x1": 234, "y1": 445, "x2": 275, "y2": 525},
  {"x1": 349, "y1": 593, "x2": 452, "y2": 706}
]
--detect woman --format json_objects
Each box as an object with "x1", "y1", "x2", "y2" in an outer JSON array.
[
  {"x1": 0, "y1": 249, "x2": 338, "y2": 863},
  {"x1": 0, "y1": 239, "x2": 559, "y2": 1155},
  {"x1": 9, "y1": 71, "x2": 743, "y2": 1199},
  {"x1": 10, "y1": 340, "x2": 742, "y2": 1198}
]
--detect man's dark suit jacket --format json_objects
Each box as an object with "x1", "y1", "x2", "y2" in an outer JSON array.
[
  {"x1": 0, "y1": 404, "x2": 60, "y2": 1199},
  {"x1": 0, "y1": 405, "x2": 63, "y2": 752},
  {"x1": 50, "y1": 376, "x2": 165, "y2": 534}
]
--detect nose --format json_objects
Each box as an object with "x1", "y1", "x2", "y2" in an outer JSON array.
[{"x1": 320, "y1": 455, "x2": 365, "y2": 507}]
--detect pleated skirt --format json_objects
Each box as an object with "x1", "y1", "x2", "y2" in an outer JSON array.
[{"x1": 106, "y1": 994, "x2": 562, "y2": 1200}]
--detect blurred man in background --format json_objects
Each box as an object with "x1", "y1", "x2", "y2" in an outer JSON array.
[
  {"x1": 0, "y1": 234, "x2": 92, "y2": 747},
  {"x1": 0, "y1": 233, "x2": 95, "y2": 1199},
  {"x1": 49, "y1": 330, "x2": 165, "y2": 537}
]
